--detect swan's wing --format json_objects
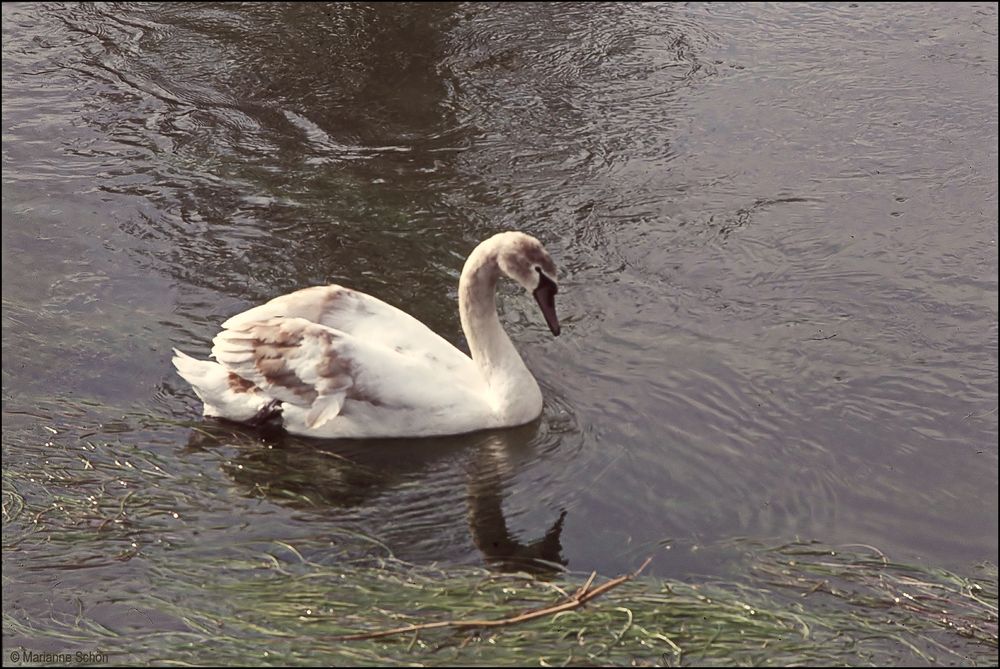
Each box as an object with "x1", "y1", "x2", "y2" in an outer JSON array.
[
  {"x1": 222, "y1": 285, "x2": 470, "y2": 367},
  {"x1": 212, "y1": 316, "x2": 485, "y2": 429},
  {"x1": 212, "y1": 317, "x2": 353, "y2": 428}
]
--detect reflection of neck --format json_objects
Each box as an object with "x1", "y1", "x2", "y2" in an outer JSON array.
[
  {"x1": 458, "y1": 239, "x2": 541, "y2": 420},
  {"x1": 465, "y1": 438, "x2": 566, "y2": 571}
]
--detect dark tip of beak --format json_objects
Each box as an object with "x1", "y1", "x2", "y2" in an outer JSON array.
[{"x1": 533, "y1": 269, "x2": 560, "y2": 336}]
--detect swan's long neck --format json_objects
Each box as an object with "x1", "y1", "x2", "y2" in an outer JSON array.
[{"x1": 459, "y1": 238, "x2": 542, "y2": 422}]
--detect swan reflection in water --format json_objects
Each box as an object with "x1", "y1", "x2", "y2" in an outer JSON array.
[{"x1": 183, "y1": 420, "x2": 567, "y2": 573}]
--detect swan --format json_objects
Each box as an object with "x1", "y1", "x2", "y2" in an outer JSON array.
[{"x1": 172, "y1": 231, "x2": 561, "y2": 439}]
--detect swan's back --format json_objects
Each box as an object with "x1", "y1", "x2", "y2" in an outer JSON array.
[{"x1": 224, "y1": 285, "x2": 474, "y2": 370}]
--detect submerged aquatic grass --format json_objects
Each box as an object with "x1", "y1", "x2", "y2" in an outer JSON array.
[
  {"x1": 5, "y1": 512, "x2": 997, "y2": 664},
  {"x1": 3, "y1": 409, "x2": 998, "y2": 666}
]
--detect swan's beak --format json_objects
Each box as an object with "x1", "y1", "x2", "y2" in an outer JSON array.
[{"x1": 533, "y1": 273, "x2": 561, "y2": 336}]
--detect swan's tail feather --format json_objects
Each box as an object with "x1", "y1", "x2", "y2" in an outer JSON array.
[{"x1": 172, "y1": 348, "x2": 269, "y2": 422}]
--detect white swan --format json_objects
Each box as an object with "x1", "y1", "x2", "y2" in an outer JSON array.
[{"x1": 172, "y1": 231, "x2": 561, "y2": 439}]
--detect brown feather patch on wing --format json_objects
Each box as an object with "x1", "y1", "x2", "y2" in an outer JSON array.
[
  {"x1": 227, "y1": 372, "x2": 258, "y2": 394},
  {"x1": 212, "y1": 318, "x2": 356, "y2": 409}
]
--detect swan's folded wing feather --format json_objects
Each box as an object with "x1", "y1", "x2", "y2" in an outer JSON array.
[
  {"x1": 212, "y1": 317, "x2": 352, "y2": 426},
  {"x1": 222, "y1": 284, "x2": 473, "y2": 369}
]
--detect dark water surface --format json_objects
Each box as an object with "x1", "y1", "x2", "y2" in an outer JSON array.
[{"x1": 3, "y1": 0, "x2": 997, "y2": 650}]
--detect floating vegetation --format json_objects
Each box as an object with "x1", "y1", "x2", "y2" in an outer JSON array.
[
  {"x1": 3, "y1": 411, "x2": 997, "y2": 666},
  {"x1": 5, "y1": 505, "x2": 997, "y2": 665}
]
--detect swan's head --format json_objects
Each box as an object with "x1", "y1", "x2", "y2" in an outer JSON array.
[{"x1": 495, "y1": 232, "x2": 561, "y2": 336}]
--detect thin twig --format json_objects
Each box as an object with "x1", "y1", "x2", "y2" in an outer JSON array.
[
  {"x1": 327, "y1": 557, "x2": 654, "y2": 642},
  {"x1": 573, "y1": 571, "x2": 598, "y2": 601}
]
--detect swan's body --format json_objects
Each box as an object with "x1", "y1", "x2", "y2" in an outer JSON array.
[{"x1": 172, "y1": 232, "x2": 560, "y2": 439}]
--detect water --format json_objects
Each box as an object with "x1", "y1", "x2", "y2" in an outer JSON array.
[{"x1": 3, "y1": 0, "x2": 997, "y2": 649}]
